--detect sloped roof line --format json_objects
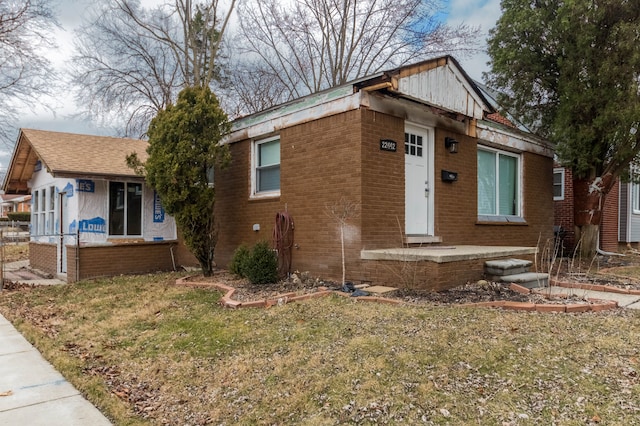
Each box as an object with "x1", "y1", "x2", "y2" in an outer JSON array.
[{"x1": 2, "y1": 129, "x2": 149, "y2": 194}]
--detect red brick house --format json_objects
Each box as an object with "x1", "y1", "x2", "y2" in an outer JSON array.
[
  {"x1": 0, "y1": 194, "x2": 31, "y2": 217},
  {"x1": 554, "y1": 165, "x2": 640, "y2": 254},
  {"x1": 214, "y1": 56, "x2": 555, "y2": 290},
  {"x1": 2, "y1": 129, "x2": 197, "y2": 282}
]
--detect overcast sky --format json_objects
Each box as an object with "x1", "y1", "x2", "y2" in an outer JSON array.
[{"x1": 4, "y1": 0, "x2": 502, "y2": 172}]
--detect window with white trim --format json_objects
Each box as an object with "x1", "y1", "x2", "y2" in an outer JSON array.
[
  {"x1": 47, "y1": 186, "x2": 55, "y2": 235},
  {"x1": 632, "y1": 181, "x2": 640, "y2": 214},
  {"x1": 109, "y1": 182, "x2": 143, "y2": 236},
  {"x1": 252, "y1": 136, "x2": 280, "y2": 196},
  {"x1": 477, "y1": 147, "x2": 521, "y2": 217},
  {"x1": 553, "y1": 168, "x2": 565, "y2": 201},
  {"x1": 32, "y1": 190, "x2": 39, "y2": 235}
]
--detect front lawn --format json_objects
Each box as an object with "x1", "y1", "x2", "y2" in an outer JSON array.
[{"x1": 1, "y1": 272, "x2": 639, "y2": 425}]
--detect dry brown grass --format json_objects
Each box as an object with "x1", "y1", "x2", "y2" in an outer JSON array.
[{"x1": 1, "y1": 271, "x2": 640, "y2": 425}]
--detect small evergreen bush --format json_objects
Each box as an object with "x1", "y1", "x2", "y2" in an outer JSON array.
[
  {"x1": 229, "y1": 244, "x2": 250, "y2": 277},
  {"x1": 244, "y1": 240, "x2": 278, "y2": 285},
  {"x1": 7, "y1": 212, "x2": 31, "y2": 222}
]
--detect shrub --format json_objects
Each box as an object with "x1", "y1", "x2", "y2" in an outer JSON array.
[
  {"x1": 244, "y1": 240, "x2": 278, "y2": 285},
  {"x1": 229, "y1": 244, "x2": 250, "y2": 277},
  {"x1": 7, "y1": 212, "x2": 31, "y2": 222}
]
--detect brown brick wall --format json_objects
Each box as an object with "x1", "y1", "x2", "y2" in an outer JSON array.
[
  {"x1": 215, "y1": 109, "x2": 366, "y2": 279},
  {"x1": 434, "y1": 132, "x2": 554, "y2": 248},
  {"x1": 29, "y1": 242, "x2": 58, "y2": 276},
  {"x1": 215, "y1": 110, "x2": 554, "y2": 288},
  {"x1": 360, "y1": 109, "x2": 405, "y2": 248},
  {"x1": 600, "y1": 179, "x2": 620, "y2": 252},
  {"x1": 553, "y1": 166, "x2": 575, "y2": 251},
  {"x1": 66, "y1": 241, "x2": 186, "y2": 283},
  {"x1": 361, "y1": 253, "x2": 537, "y2": 291}
]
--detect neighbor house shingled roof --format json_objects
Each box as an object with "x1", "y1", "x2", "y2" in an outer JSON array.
[{"x1": 3, "y1": 129, "x2": 149, "y2": 194}]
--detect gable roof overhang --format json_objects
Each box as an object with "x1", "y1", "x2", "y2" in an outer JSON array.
[
  {"x1": 3, "y1": 129, "x2": 149, "y2": 195},
  {"x1": 355, "y1": 56, "x2": 495, "y2": 121},
  {"x1": 226, "y1": 56, "x2": 496, "y2": 144}
]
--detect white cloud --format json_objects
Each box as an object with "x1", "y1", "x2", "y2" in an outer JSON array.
[{"x1": 446, "y1": 0, "x2": 502, "y2": 81}]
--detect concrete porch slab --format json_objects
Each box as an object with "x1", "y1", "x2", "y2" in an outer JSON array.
[
  {"x1": 361, "y1": 245, "x2": 537, "y2": 264},
  {"x1": 364, "y1": 285, "x2": 398, "y2": 294}
]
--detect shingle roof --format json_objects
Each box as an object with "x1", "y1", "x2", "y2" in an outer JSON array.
[{"x1": 3, "y1": 129, "x2": 149, "y2": 194}]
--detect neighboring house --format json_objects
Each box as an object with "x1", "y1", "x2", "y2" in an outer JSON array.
[
  {"x1": 2, "y1": 129, "x2": 197, "y2": 282},
  {"x1": 0, "y1": 194, "x2": 31, "y2": 217},
  {"x1": 554, "y1": 164, "x2": 640, "y2": 254},
  {"x1": 214, "y1": 56, "x2": 555, "y2": 290}
]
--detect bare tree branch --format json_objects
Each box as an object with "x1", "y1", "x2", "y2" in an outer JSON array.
[
  {"x1": 229, "y1": 0, "x2": 480, "y2": 115},
  {"x1": 0, "y1": 0, "x2": 58, "y2": 146},
  {"x1": 71, "y1": 0, "x2": 235, "y2": 137}
]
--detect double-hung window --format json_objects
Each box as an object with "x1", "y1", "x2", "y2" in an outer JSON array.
[
  {"x1": 478, "y1": 147, "x2": 521, "y2": 218},
  {"x1": 553, "y1": 168, "x2": 565, "y2": 201},
  {"x1": 109, "y1": 182, "x2": 142, "y2": 236},
  {"x1": 253, "y1": 136, "x2": 280, "y2": 196}
]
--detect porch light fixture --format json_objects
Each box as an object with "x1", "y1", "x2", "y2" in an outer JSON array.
[{"x1": 445, "y1": 137, "x2": 459, "y2": 154}]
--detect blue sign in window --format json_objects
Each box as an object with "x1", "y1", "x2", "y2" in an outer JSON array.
[{"x1": 153, "y1": 192, "x2": 165, "y2": 223}]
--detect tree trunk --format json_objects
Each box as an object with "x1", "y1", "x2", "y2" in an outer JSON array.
[{"x1": 572, "y1": 175, "x2": 613, "y2": 257}]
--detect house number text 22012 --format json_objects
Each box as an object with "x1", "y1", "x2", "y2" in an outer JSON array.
[{"x1": 380, "y1": 139, "x2": 397, "y2": 152}]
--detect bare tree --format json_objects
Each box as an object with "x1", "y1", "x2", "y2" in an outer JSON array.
[
  {"x1": 230, "y1": 0, "x2": 480, "y2": 113},
  {"x1": 0, "y1": 0, "x2": 57, "y2": 145},
  {"x1": 71, "y1": 0, "x2": 236, "y2": 137}
]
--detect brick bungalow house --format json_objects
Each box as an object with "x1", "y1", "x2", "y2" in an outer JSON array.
[
  {"x1": 554, "y1": 165, "x2": 640, "y2": 254},
  {"x1": 2, "y1": 129, "x2": 197, "y2": 282},
  {"x1": 0, "y1": 194, "x2": 31, "y2": 218},
  {"x1": 214, "y1": 56, "x2": 555, "y2": 290}
]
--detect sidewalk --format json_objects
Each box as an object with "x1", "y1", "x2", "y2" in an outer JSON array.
[
  {"x1": 535, "y1": 285, "x2": 640, "y2": 310},
  {"x1": 0, "y1": 313, "x2": 112, "y2": 425}
]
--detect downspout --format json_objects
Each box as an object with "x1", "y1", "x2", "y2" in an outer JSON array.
[{"x1": 76, "y1": 229, "x2": 80, "y2": 282}]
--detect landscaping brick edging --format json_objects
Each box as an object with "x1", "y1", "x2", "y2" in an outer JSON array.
[
  {"x1": 175, "y1": 277, "x2": 618, "y2": 312},
  {"x1": 174, "y1": 276, "x2": 403, "y2": 308},
  {"x1": 458, "y1": 282, "x2": 618, "y2": 313}
]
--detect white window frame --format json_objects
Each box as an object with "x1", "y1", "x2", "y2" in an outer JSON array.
[
  {"x1": 632, "y1": 181, "x2": 640, "y2": 214},
  {"x1": 46, "y1": 186, "x2": 56, "y2": 235},
  {"x1": 477, "y1": 146, "x2": 523, "y2": 221},
  {"x1": 32, "y1": 190, "x2": 39, "y2": 236},
  {"x1": 553, "y1": 168, "x2": 565, "y2": 201},
  {"x1": 251, "y1": 135, "x2": 281, "y2": 198}
]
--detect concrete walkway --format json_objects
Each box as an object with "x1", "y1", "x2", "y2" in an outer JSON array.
[
  {"x1": 0, "y1": 314, "x2": 111, "y2": 425},
  {"x1": 3, "y1": 260, "x2": 65, "y2": 286},
  {"x1": 534, "y1": 285, "x2": 640, "y2": 310}
]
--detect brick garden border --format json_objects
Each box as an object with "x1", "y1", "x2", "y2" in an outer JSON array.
[
  {"x1": 175, "y1": 276, "x2": 619, "y2": 312},
  {"x1": 175, "y1": 276, "x2": 403, "y2": 308},
  {"x1": 457, "y1": 282, "x2": 618, "y2": 313}
]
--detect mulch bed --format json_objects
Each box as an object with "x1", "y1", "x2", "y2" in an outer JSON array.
[{"x1": 184, "y1": 257, "x2": 640, "y2": 307}]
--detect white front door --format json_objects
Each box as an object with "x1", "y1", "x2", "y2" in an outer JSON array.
[{"x1": 405, "y1": 124, "x2": 434, "y2": 236}]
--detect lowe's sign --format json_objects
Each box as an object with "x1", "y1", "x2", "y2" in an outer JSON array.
[{"x1": 79, "y1": 217, "x2": 106, "y2": 234}]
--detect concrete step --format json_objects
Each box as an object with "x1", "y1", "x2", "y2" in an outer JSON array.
[
  {"x1": 498, "y1": 272, "x2": 549, "y2": 289},
  {"x1": 485, "y1": 258, "x2": 533, "y2": 276}
]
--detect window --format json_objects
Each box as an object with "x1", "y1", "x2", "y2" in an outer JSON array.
[
  {"x1": 405, "y1": 132, "x2": 423, "y2": 157},
  {"x1": 632, "y1": 181, "x2": 640, "y2": 214},
  {"x1": 32, "y1": 190, "x2": 39, "y2": 235},
  {"x1": 109, "y1": 182, "x2": 142, "y2": 236},
  {"x1": 47, "y1": 186, "x2": 55, "y2": 235},
  {"x1": 478, "y1": 147, "x2": 521, "y2": 217},
  {"x1": 253, "y1": 136, "x2": 280, "y2": 196},
  {"x1": 553, "y1": 168, "x2": 565, "y2": 201}
]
